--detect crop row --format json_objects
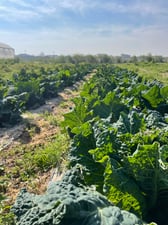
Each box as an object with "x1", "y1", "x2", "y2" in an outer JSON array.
[
  {"x1": 12, "y1": 65, "x2": 168, "y2": 225},
  {"x1": 0, "y1": 63, "x2": 93, "y2": 127}
]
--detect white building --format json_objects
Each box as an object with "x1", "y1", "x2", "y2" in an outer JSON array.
[{"x1": 0, "y1": 42, "x2": 15, "y2": 59}]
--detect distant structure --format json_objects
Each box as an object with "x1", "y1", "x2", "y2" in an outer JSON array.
[
  {"x1": 0, "y1": 42, "x2": 15, "y2": 59},
  {"x1": 121, "y1": 54, "x2": 131, "y2": 62}
]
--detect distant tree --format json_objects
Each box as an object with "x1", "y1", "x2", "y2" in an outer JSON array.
[
  {"x1": 64, "y1": 55, "x2": 75, "y2": 64},
  {"x1": 55, "y1": 55, "x2": 66, "y2": 63},
  {"x1": 72, "y1": 54, "x2": 85, "y2": 64},
  {"x1": 97, "y1": 54, "x2": 112, "y2": 63},
  {"x1": 153, "y1": 55, "x2": 164, "y2": 63},
  {"x1": 146, "y1": 53, "x2": 154, "y2": 62},
  {"x1": 130, "y1": 55, "x2": 138, "y2": 63},
  {"x1": 114, "y1": 56, "x2": 122, "y2": 63},
  {"x1": 85, "y1": 55, "x2": 98, "y2": 64}
]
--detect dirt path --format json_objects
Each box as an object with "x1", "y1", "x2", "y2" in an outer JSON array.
[
  {"x1": 0, "y1": 79, "x2": 84, "y2": 152},
  {"x1": 0, "y1": 72, "x2": 94, "y2": 204}
]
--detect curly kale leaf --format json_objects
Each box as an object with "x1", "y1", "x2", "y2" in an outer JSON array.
[{"x1": 11, "y1": 166, "x2": 147, "y2": 225}]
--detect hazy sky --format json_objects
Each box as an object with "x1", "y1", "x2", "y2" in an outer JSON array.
[{"x1": 1, "y1": 0, "x2": 168, "y2": 56}]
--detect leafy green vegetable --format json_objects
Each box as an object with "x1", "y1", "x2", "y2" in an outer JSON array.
[
  {"x1": 12, "y1": 64, "x2": 168, "y2": 224},
  {"x1": 142, "y1": 85, "x2": 164, "y2": 108},
  {"x1": 62, "y1": 65, "x2": 168, "y2": 224},
  {"x1": 0, "y1": 63, "x2": 93, "y2": 126},
  {"x1": 160, "y1": 86, "x2": 168, "y2": 99},
  {"x1": 0, "y1": 92, "x2": 28, "y2": 126},
  {"x1": 127, "y1": 143, "x2": 160, "y2": 209},
  {"x1": 11, "y1": 166, "x2": 147, "y2": 225}
]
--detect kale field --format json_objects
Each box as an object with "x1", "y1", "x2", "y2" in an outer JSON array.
[{"x1": 0, "y1": 60, "x2": 168, "y2": 225}]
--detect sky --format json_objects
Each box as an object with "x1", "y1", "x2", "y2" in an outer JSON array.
[{"x1": 0, "y1": 0, "x2": 168, "y2": 56}]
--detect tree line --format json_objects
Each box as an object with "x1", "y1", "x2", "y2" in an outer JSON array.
[{"x1": 17, "y1": 53, "x2": 167, "y2": 64}]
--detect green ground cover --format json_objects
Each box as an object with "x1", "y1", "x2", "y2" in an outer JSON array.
[
  {"x1": 118, "y1": 62, "x2": 168, "y2": 84},
  {"x1": 0, "y1": 61, "x2": 168, "y2": 224}
]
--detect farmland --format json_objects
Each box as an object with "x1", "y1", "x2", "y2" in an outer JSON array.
[
  {"x1": 0, "y1": 60, "x2": 94, "y2": 224},
  {"x1": 0, "y1": 60, "x2": 168, "y2": 224},
  {"x1": 118, "y1": 62, "x2": 168, "y2": 85}
]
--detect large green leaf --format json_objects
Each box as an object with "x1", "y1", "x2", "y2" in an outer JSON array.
[
  {"x1": 69, "y1": 133, "x2": 105, "y2": 192},
  {"x1": 11, "y1": 167, "x2": 146, "y2": 225},
  {"x1": 62, "y1": 97, "x2": 93, "y2": 133},
  {"x1": 112, "y1": 110, "x2": 145, "y2": 134},
  {"x1": 127, "y1": 142, "x2": 160, "y2": 209},
  {"x1": 160, "y1": 86, "x2": 168, "y2": 99},
  {"x1": 103, "y1": 157, "x2": 146, "y2": 218},
  {"x1": 142, "y1": 85, "x2": 164, "y2": 108}
]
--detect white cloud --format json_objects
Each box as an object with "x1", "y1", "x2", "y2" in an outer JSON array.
[
  {"x1": 41, "y1": 0, "x2": 168, "y2": 16},
  {"x1": 6, "y1": 0, "x2": 33, "y2": 8},
  {"x1": 42, "y1": 0, "x2": 92, "y2": 11},
  {"x1": 36, "y1": 6, "x2": 56, "y2": 15},
  {"x1": 0, "y1": 0, "x2": 167, "y2": 22},
  {"x1": 0, "y1": 1, "x2": 41, "y2": 21},
  {"x1": 0, "y1": 7, "x2": 40, "y2": 21},
  {"x1": 59, "y1": 0, "x2": 87, "y2": 11},
  {"x1": 98, "y1": 0, "x2": 168, "y2": 16}
]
